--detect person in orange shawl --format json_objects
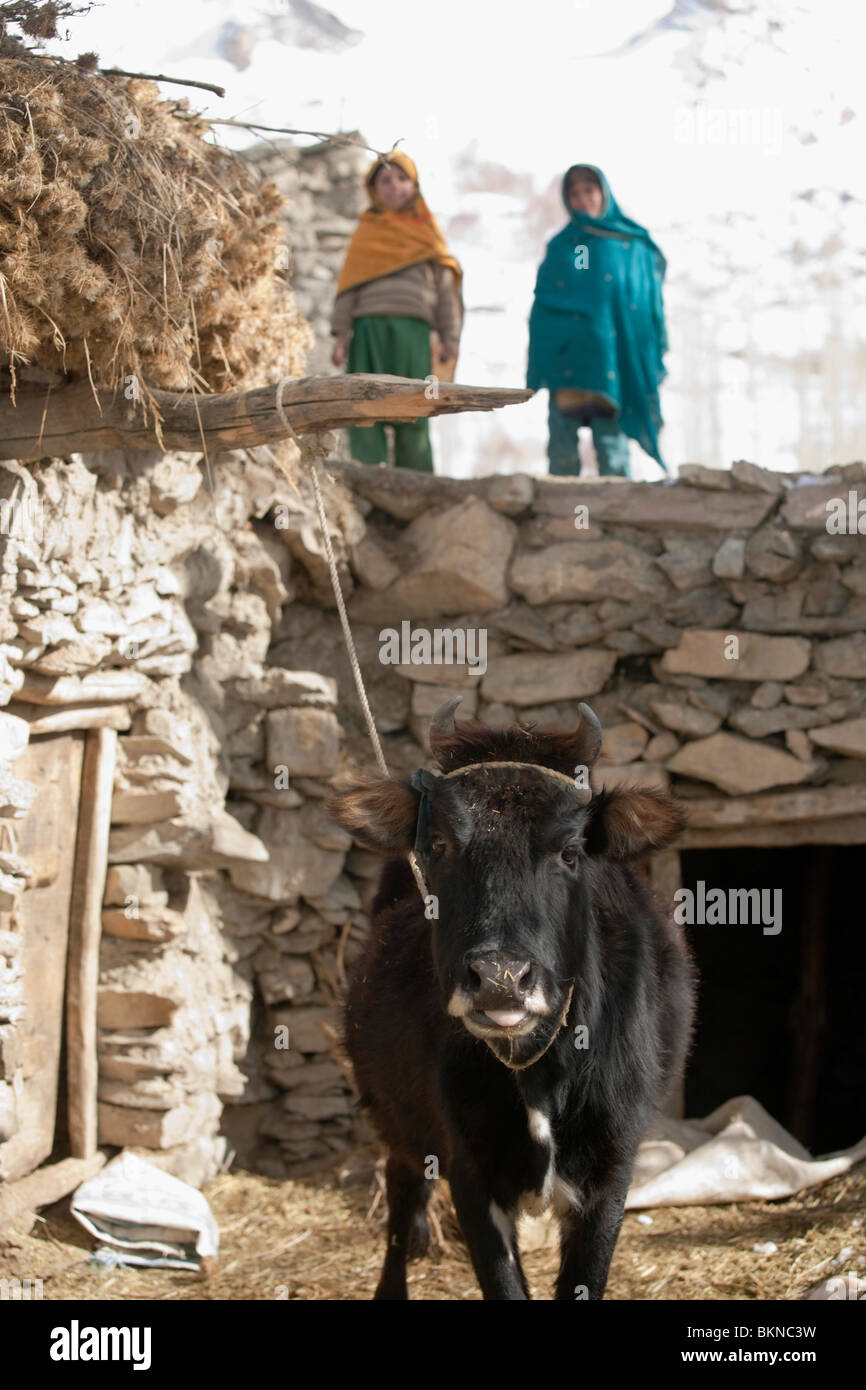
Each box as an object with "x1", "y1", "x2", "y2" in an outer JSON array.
[{"x1": 332, "y1": 150, "x2": 463, "y2": 472}]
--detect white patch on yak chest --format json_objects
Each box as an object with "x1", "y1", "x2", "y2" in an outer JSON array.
[{"x1": 522, "y1": 1107, "x2": 581, "y2": 1217}]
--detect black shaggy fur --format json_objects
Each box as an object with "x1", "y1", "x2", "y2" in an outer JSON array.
[{"x1": 328, "y1": 714, "x2": 696, "y2": 1300}]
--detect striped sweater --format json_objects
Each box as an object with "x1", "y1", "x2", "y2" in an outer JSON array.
[{"x1": 331, "y1": 261, "x2": 462, "y2": 344}]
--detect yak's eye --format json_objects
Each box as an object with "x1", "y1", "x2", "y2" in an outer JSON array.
[
  {"x1": 559, "y1": 844, "x2": 580, "y2": 868},
  {"x1": 430, "y1": 836, "x2": 447, "y2": 858}
]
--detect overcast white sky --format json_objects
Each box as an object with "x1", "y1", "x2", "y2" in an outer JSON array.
[
  {"x1": 68, "y1": 0, "x2": 864, "y2": 216},
  {"x1": 53, "y1": 1, "x2": 866, "y2": 475}
]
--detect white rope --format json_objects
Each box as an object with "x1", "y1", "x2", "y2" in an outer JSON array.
[
  {"x1": 276, "y1": 378, "x2": 429, "y2": 903},
  {"x1": 275, "y1": 377, "x2": 301, "y2": 445},
  {"x1": 308, "y1": 455, "x2": 389, "y2": 777},
  {"x1": 308, "y1": 458, "x2": 430, "y2": 902}
]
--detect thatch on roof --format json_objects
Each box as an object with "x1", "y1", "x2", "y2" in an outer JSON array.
[{"x1": 0, "y1": 49, "x2": 311, "y2": 413}]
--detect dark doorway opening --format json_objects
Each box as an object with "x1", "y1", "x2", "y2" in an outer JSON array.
[{"x1": 681, "y1": 844, "x2": 866, "y2": 1154}]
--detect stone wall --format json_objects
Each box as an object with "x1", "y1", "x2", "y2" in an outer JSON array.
[
  {"x1": 236, "y1": 456, "x2": 866, "y2": 1172},
  {"x1": 245, "y1": 135, "x2": 369, "y2": 378},
  {"x1": 3, "y1": 443, "x2": 866, "y2": 1185},
  {"x1": 294, "y1": 458, "x2": 866, "y2": 791},
  {"x1": 0, "y1": 442, "x2": 371, "y2": 1186}
]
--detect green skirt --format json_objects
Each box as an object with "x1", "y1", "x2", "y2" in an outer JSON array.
[{"x1": 346, "y1": 314, "x2": 433, "y2": 472}]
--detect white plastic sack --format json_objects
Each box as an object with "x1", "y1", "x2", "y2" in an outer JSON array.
[
  {"x1": 625, "y1": 1094, "x2": 866, "y2": 1209},
  {"x1": 71, "y1": 1151, "x2": 219, "y2": 1270}
]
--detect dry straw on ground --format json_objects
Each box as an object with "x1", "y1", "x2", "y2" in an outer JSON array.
[
  {"x1": 2, "y1": 1154, "x2": 863, "y2": 1301},
  {"x1": 0, "y1": 51, "x2": 311, "y2": 410}
]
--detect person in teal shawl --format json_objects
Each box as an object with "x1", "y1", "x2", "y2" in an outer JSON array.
[{"x1": 527, "y1": 164, "x2": 668, "y2": 475}]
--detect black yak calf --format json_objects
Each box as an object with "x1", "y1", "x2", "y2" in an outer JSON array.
[{"x1": 328, "y1": 700, "x2": 695, "y2": 1300}]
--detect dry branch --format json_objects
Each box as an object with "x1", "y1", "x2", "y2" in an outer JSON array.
[
  {"x1": 206, "y1": 120, "x2": 378, "y2": 151},
  {"x1": 0, "y1": 53, "x2": 308, "y2": 397},
  {"x1": 0, "y1": 374, "x2": 533, "y2": 460},
  {"x1": 99, "y1": 67, "x2": 226, "y2": 98}
]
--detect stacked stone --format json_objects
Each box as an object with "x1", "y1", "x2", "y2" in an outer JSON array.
[
  {"x1": 219, "y1": 666, "x2": 368, "y2": 1179},
  {"x1": 245, "y1": 135, "x2": 369, "y2": 376},
  {"x1": 0, "y1": 443, "x2": 372, "y2": 1183},
  {"x1": 5, "y1": 413, "x2": 866, "y2": 1180},
  {"x1": 277, "y1": 458, "x2": 866, "y2": 982}
]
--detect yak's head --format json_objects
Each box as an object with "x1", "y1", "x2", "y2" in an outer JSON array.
[{"x1": 328, "y1": 699, "x2": 684, "y2": 1069}]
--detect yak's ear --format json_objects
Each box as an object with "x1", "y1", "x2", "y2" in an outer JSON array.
[
  {"x1": 326, "y1": 777, "x2": 418, "y2": 855},
  {"x1": 585, "y1": 787, "x2": 686, "y2": 860}
]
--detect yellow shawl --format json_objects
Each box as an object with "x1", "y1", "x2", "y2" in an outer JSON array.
[{"x1": 336, "y1": 150, "x2": 462, "y2": 295}]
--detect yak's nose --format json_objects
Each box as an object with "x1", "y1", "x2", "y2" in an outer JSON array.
[{"x1": 467, "y1": 954, "x2": 533, "y2": 1008}]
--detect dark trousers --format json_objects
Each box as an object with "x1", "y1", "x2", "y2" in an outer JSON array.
[{"x1": 547, "y1": 397, "x2": 631, "y2": 477}]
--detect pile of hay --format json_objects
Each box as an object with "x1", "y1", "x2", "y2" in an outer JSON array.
[
  {"x1": 4, "y1": 1155, "x2": 865, "y2": 1301},
  {"x1": 0, "y1": 52, "x2": 311, "y2": 404}
]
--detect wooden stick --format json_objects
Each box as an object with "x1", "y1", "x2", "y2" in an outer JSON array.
[
  {"x1": 100, "y1": 68, "x2": 226, "y2": 98},
  {"x1": 65, "y1": 728, "x2": 117, "y2": 1159},
  {"x1": 206, "y1": 120, "x2": 378, "y2": 152},
  {"x1": 0, "y1": 375, "x2": 533, "y2": 461}
]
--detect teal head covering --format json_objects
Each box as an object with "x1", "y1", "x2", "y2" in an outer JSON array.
[{"x1": 527, "y1": 164, "x2": 669, "y2": 468}]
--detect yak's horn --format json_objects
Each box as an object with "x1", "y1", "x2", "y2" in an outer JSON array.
[
  {"x1": 429, "y1": 695, "x2": 463, "y2": 739},
  {"x1": 577, "y1": 701, "x2": 603, "y2": 765}
]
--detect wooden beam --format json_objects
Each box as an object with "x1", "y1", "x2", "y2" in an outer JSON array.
[
  {"x1": 681, "y1": 783, "x2": 866, "y2": 829},
  {"x1": 680, "y1": 815, "x2": 866, "y2": 849},
  {"x1": 66, "y1": 728, "x2": 117, "y2": 1159},
  {"x1": 17, "y1": 672, "x2": 147, "y2": 706},
  {"x1": 0, "y1": 375, "x2": 533, "y2": 461},
  {"x1": 0, "y1": 1152, "x2": 107, "y2": 1232},
  {"x1": 10, "y1": 703, "x2": 132, "y2": 735},
  {"x1": 0, "y1": 735, "x2": 85, "y2": 1181}
]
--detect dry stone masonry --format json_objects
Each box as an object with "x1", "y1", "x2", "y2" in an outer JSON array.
[
  {"x1": 0, "y1": 440, "x2": 367, "y2": 1184},
  {"x1": 293, "y1": 461, "x2": 866, "y2": 823},
  {"x1": 245, "y1": 136, "x2": 369, "y2": 378},
  {"x1": 2, "y1": 440, "x2": 866, "y2": 1183}
]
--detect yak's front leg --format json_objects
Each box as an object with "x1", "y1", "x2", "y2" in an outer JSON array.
[
  {"x1": 449, "y1": 1165, "x2": 529, "y2": 1300},
  {"x1": 554, "y1": 1172, "x2": 631, "y2": 1301},
  {"x1": 374, "y1": 1156, "x2": 431, "y2": 1300}
]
